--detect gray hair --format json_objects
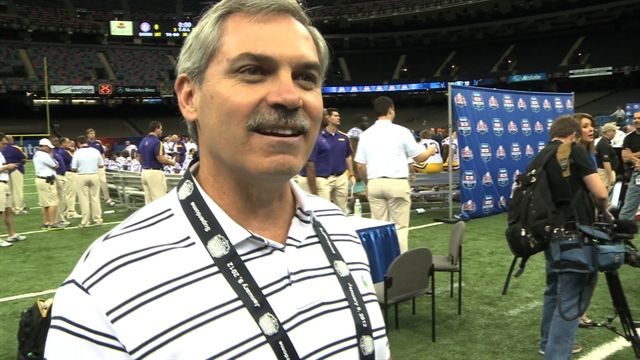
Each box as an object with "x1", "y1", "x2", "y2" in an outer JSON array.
[{"x1": 177, "y1": 0, "x2": 330, "y2": 144}]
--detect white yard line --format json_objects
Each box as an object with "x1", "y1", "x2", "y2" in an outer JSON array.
[
  {"x1": 0, "y1": 221, "x2": 122, "y2": 237},
  {"x1": 505, "y1": 301, "x2": 542, "y2": 316},
  {"x1": 0, "y1": 289, "x2": 57, "y2": 303},
  {"x1": 579, "y1": 336, "x2": 632, "y2": 360},
  {"x1": 408, "y1": 222, "x2": 444, "y2": 230}
]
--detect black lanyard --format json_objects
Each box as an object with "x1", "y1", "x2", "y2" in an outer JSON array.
[{"x1": 177, "y1": 168, "x2": 375, "y2": 360}]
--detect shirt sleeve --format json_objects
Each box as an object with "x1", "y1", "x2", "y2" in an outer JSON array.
[
  {"x1": 71, "y1": 153, "x2": 78, "y2": 169},
  {"x1": 155, "y1": 140, "x2": 163, "y2": 157},
  {"x1": 572, "y1": 144, "x2": 597, "y2": 178},
  {"x1": 307, "y1": 141, "x2": 319, "y2": 163},
  {"x1": 45, "y1": 280, "x2": 133, "y2": 359},
  {"x1": 404, "y1": 129, "x2": 424, "y2": 159}
]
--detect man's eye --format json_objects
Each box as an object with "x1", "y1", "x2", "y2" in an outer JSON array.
[
  {"x1": 240, "y1": 66, "x2": 262, "y2": 76},
  {"x1": 299, "y1": 73, "x2": 318, "y2": 84}
]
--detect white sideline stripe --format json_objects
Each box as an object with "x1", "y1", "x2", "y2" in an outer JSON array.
[
  {"x1": 0, "y1": 221, "x2": 122, "y2": 237},
  {"x1": 0, "y1": 289, "x2": 57, "y2": 303},
  {"x1": 505, "y1": 301, "x2": 542, "y2": 316},
  {"x1": 579, "y1": 336, "x2": 630, "y2": 360},
  {"x1": 434, "y1": 283, "x2": 463, "y2": 296},
  {"x1": 409, "y1": 222, "x2": 444, "y2": 230}
]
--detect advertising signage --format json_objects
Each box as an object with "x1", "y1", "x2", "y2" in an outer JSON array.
[
  {"x1": 322, "y1": 82, "x2": 446, "y2": 94},
  {"x1": 115, "y1": 86, "x2": 158, "y2": 94},
  {"x1": 508, "y1": 73, "x2": 548, "y2": 83}
]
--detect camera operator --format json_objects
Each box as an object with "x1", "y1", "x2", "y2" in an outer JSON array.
[
  {"x1": 33, "y1": 138, "x2": 64, "y2": 230},
  {"x1": 619, "y1": 111, "x2": 640, "y2": 221},
  {"x1": 537, "y1": 115, "x2": 609, "y2": 358}
]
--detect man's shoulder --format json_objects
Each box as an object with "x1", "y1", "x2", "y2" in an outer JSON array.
[{"x1": 75, "y1": 193, "x2": 184, "y2": 274}]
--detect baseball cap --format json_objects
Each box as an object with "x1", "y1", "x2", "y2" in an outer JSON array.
[
  {"x1": 39, "y1": 138, "x2": 54, "y2": 148},
  {"x1": 601, "y1": 123, "x2": 619, "y2": 133}
]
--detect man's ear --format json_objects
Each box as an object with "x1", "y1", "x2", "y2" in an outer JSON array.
[{"x1": 175, "y1": 74, "x2": 198, "y2": 122}]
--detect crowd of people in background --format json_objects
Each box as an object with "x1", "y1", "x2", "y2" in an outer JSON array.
[{"x1": 0, "y1": 124, "x2": 199, "y2": 241}]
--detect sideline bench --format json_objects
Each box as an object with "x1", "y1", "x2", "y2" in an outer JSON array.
[
  {"x1": 106, "y1": 170, "x2": 184, "y2": 209},
  {"x1": 411, "y1": 172, "x2": 460, "y2": 204}
]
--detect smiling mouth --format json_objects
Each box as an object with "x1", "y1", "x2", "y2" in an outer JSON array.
[{"x1": 255, "y1": 127, "x2": 306, "y2": 137}]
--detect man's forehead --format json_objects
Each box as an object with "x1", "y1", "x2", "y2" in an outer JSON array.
[{"x1": 218, "y1": 12, "x2": 318, "y2": 61}]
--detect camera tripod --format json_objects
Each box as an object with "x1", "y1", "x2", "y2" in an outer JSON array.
[{"x1": 600, "y1": 270, "x2": 640, "y2": 359}]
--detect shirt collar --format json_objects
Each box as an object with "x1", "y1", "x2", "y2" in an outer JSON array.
[{"x1": 187, "y1": 163, "x2": 310, "y2": 248}]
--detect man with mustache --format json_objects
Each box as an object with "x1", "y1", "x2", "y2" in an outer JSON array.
[{"x1": 45, "y1": 0, "x2": 390, "y2": 358}]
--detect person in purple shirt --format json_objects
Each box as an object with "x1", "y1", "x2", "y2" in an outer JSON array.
[
  {"x1": 50, "y1": 137, "x2": 70, "y2": 227},
  {"x1": 320, "y1": 108, "x2": 356, "y2": 213},
  {"x1": 1, "y1": 135, "x2": 27, "y2": 214},
  {"x1": 85, "y1": 128, "x2": 114, "y2": 206},
  {"x1": 138, "y1": 121, "x2": 176, "y2": 204},
  {"x1": 57, "y1": 137, "x2": 80, "y2": 218},
  {"x1": 298, "y1": 130, "x2": 332, "y2": 200},
  {"x1": 171, "y1": 134, "x2": 188, "y2": 165}
]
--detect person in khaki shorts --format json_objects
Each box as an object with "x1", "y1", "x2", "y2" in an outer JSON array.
[
  {"x1": 0, "y1": 133, "x2": 27, "y2": 246},
  {"x1": 33, "y1": 138, "x2": 64, "y2": 230},
  {"x1": 138, "y1": 121, "x2": 176, "y2": 204},
  {"x1": 72, "y1": 135, "x2": 104, "y2": 227}
]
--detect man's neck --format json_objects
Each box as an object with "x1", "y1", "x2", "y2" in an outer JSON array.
[
  {"x1": 326, "y1": 124, "x2": 338, "y2": 134},
  {"x1": 193, "y1": 159, "x2": 296, "y2": 246},
  {"x1": 377, "y1": 117, "x2": 392, "y2": 122},
  {"x1": 79, "y1": 144, "x2": 88, "y2": 148}
]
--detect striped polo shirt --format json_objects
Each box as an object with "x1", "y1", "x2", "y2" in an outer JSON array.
[{"x1": 46, "y1": 175, "x2": 390, "y2": 359}]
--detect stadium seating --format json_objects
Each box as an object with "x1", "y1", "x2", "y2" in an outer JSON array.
[
  {"x1": 26, "y1": 46, "x2": 100, "y2": 85},
  {"x1": 103, "y1": 48, "x2": 173, "y2": 86},
  {"x1": 71, "y1": 0, "x2": 123, "y2": 23}
]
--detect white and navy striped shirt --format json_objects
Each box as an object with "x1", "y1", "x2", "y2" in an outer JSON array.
[{"x1": 46, "y1": 175, "x2": 390, "y2": 359}]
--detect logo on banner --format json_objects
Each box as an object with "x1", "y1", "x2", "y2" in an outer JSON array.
[
  {"x1": 489, "y1": 96, "x2": 499, "y2": 110},
  {"x1": 525, "y1": 144, "x2": 535, "y2": 158},
  {"x1": 462, "y1": 170, "x2": 477, "y2": 189},
  {"x1": 483, "y1": 195, "x2": 494, "y2": 214},
  {"x1": 472, "y1": 92, "x2": 484, "y2": 110},
  {"x1": 499, "y1": 196, "x2": 508, "y2": 209},
  {"x1": 461, "y1": 146, "x2": 473, "y2": 161},
  {"x1": 477, "y1": 120, "x2": 488, "y2": 134},
  {"x1": 531, "y1": 97, "x2": 540, "y2": 112},
  {"x1": 513, "y1": 169, "x2": 522, "y2": 182},
  {"x1": 496, "y1": 145, "x2": 507, "y2": 160},
  {"x1": 493, "y1": 118, "x2": 504, "y2": 136},
  {"x1": 498, "y1": 168, "x2": 509, "y2": 187},
  {"x1": 535, "y1": 121, "x2": 544, "y2": 133},
  {"x1": 480, "y1": 143, "x2": 491, "y2": 162},
  {"x1": 508, "y1": 121, "x2": 518, "y2": 134},
  {"x1": 543, "y1": 99, "x2": 552, "y2": 111},
  {"x1": 503, "y1": 95, "x2": 515, "y2": 112},
  {"x1": 454, "y1": 93, "x2": 467, "y2": 107},
  {"x1": 517, "y1": 98, "x2": 527, "y2": 111},
  {"x1": 482, "y1": 172, "x2": 493, "y2": 187},
  {"x1": 521, "y1": 119, "x2": 532, "y2": 136},
  {"x1": 554, "y1": 97, "x2": 564, "y2": 112},
  {"x1": 566, "y1": 99, "x2": 574, "y2": 110},
  {"x1": 458, "y1": 117, "x2": 471, "y2": 136},
  {"x1": 511, "y1": 143, "x2": 522, "y2": 160},
  {"x1": 462, "y1": 200, "x2": 476, "y2": 215},
  {"x1": 547, "y1": 118, "x2": 554, "y2": 131},
  {"x1": 538, "y1": 141, "x2": 546, "y2": 153}
]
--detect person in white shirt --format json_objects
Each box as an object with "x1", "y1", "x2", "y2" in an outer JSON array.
[
  {"x1": 611, "y1": 105, "x2": 626, "y2": 127},
  {"x1": 33, "y1": 138, "x2": 64, "y2": 230},
  {"x1": 124, "y1": 141, "x2": 137, "y2": 159},
  {"x1": 72, "y1": 135, "x2": 104, "y2": 227},
  {"x1": 128, "y1": 152, "x2": 142, "y2": 173},
  {"x1": 441, "y1": 128, "x2": 460, "y2": 171},
  {"x1": 45, "y1": 2, "x2": 390, "y2": 358},
  {"x1": 413, "y1": 129, "x2": 443, "y2": 173},
  {"x1": 0, "y1": 132, "x2": 27, "y2": 246},
  {"x1": 355, "y1": 96, "x2": 436, "y2": 253}
]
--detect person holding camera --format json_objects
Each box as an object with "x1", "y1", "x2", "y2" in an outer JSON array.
[
  {"x1": 537, "y1": 115, "x2": 609, "y2": 359},
  {"x1": 33, "y1": 138, "x2": 64, "y2": 231}
]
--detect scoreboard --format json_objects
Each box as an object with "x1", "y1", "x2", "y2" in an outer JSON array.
[
  {"x1": 136, "y1": 20, "x2": 194, "y2": 38},
  {"x1": 109, "y1": 20, "x2": 194, "y2": 38}
]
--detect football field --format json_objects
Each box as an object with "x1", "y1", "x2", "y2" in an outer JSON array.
[{"x1": 0, "y1": 162, "x2": 638, "y2": 359}]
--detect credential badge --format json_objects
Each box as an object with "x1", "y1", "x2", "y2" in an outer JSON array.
[
  {"x1": 206, "y1": 234, "x2": 230, "y2": 258},
  {"x1": 178, "y1": 179, "x2": 194, "y2": 200},
  {"x1": 333, "y1": 260, "x2": 350, "y2": 277},
  {"x1": 359, "y1": 335, "x2": 375, "y2": 356},
  {"x1": 258, "y1": 312, "x2": 279, "y2": 336}
]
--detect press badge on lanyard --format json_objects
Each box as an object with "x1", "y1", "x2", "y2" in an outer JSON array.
[{"x1": 635, "y1": 174, "x2": 640, "y2": 186}]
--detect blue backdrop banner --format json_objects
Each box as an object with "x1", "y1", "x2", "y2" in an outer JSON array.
[
  {"x1": 451, "y1": 85, "x2": 574, "y2": 219},
  {"x1": 627, "y1": 103, "x2": 640, "y2": 125}
]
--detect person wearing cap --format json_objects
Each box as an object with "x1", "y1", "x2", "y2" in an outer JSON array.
[
  {"x1": 0, "y1": 132, "x2": 27, "y2": 246},
  {"x1": 33, "y1": 138, "x2": 64, "y2": 230},
  {"x1": 596, "y1": 123, "x2": 620, "y2": 191}
]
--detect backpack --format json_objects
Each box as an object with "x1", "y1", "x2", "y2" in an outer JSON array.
[
  {"x1": 16, "y1": 298, "x2": 53, "y2": 360},
  {"x1": 505, "y1": 142, "x2": 573, "y2": 278}
]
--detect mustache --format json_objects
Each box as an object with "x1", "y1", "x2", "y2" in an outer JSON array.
[{"x1": 246, "y1": 108, "x2": 311, "y2": 133}]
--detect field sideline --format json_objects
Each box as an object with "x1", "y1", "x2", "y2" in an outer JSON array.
[{"x1": 0, "y1": 162, "x2": 638, "y2": 359}]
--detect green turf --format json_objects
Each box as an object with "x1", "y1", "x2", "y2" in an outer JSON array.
[{"x1": 0, "y1": 163, "x2": 638, "y2": 359}]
